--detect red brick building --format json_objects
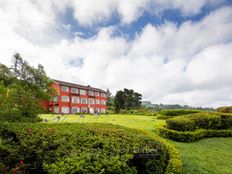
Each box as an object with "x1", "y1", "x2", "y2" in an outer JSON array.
[{"x1": 46, "y1": 79, "x2": 107, "y2": 114}]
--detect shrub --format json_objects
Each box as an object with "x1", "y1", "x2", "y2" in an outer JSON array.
[
  {"x1": 166, "y1": 117, "x2": 195, "y2": 131},
  {"x1": 165, "y1": 112, "x2": 232, "y2": 132},
  {"x1": 158, "y1": 125, "x2": 232, "y2": 142},
  {"x1": 0, "y1": 122, "x2": 181, "y2": 174},
  {"x1": 216, "y1": 106, "x2": 232, "y2": 113},
  {"x1": 159, "y1": 109, "x2": 201, "y2": 117}
]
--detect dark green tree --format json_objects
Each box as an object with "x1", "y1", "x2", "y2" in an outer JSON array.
[
  {"x1": 106, "y1": 88, "x2": 114, "y2": 111},
  {"x1": 0, "y1": 53, "x2": 55, "y2": 121},
  {"x1": 114, "y1": 88, "x2": 142, "y2": 113}
]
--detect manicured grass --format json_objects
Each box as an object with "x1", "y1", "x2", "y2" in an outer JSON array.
[
  {"x1": 172, "y1": 138, "x2": 232, "y2": 174},
  {"x1": 40, "y1": 114, "x2": 232, "y2": 174}
]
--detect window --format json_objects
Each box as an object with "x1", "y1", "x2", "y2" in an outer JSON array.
[
  {"x1": 80, "y1": 89, "x2": 86, "y2": 95},
  {"x1": 62, "y1": 107, "x2": 70, "y2": 113},
  {"x1": 81, "y1": 107, "x2": 87, "y2": 113},
  {"x1": 72, "y1": 107, "x2": 80, "y2": 114},
  {"x1": 88, "y1": 98, "x2": 94, "y2": 105},
  {"x1": 72, "y1": 96, "x2": 79, "y2": 104},
  {"x1": 96, "y1": 108, "x2": 100, "y2": 113},
  {"x1": 88, "y1": 91, "x2": 94, "y2": 96},
  {"x1": 101, "y1": 93, "x2": 106, "y2": 97},
  {"x1": 95, "y1": 92, "x2": 100, "y2": 96},
  {"x1": 95, "y1": 99, "x2": 100, "y2": 104},
  {"x1": 53, "y1": 96, "x2": 59, "y2": 102},
  {"x1": 61, "y1": 96, "x2": 69, "y2": 102},
  {"x1": 54, "y1": 107, "x2": 59, "y2": 113},
  {"x1": 61, "y1": 86, "x2": 68, "y2": 92},
  {"x1": 81, "y1": 98, "x2": 87, "y2": 104},
  {"x1": 101, "y1": 100, "x2": 106, "y2": 105},
  {"x1": 101, "y1": 108, "x2": 106, "y2": 113},
  {"x1": 71, "y1": 88, "x2": 78, "y2": 94}
]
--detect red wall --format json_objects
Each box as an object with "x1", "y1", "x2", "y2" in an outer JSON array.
[{"x1": 47, "y1": 82, "x2": 107, "y2": 113}]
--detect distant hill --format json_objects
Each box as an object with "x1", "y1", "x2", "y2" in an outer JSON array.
[{"x1": 141, "y1": 101, "x2": 214, "y2": 111}]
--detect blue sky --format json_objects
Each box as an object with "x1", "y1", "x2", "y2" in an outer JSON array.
[{"x1": 0, "y1": 0, "x2": 232, "y2": 107}]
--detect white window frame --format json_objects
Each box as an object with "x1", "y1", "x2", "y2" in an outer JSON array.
[
  {"x1": 95, "y1": 92, "x2": 100, "y2": 96},
  {"x1": 62, "y1": 107, "x2": 70, "y2": 114},
  {"x1": 101, "y1": 108, "x2": 106, "y2": 113},
  {"x1": 95, "y1": 99, "x2": 100, "y2": 104},
  {"x1": 88, "y1": 98, "x2": 94, "y2": 105},
  {"x1": 61, "y1": 86, "x2": 69, "y2": 92},
  {"x1": 101, "y1": 93, "x2": 106, "y2": 97},
  {"x1": 88, "y1": 91, "x2": 94, "y2": 96},
  {"x1": 101, "y1": 100, "x2": 106, "y2": 105},
  {"x1": 80, "y1": 89, "x2": 86, "y2": 95},
  {"x1": 61, "y1": 96, "x2": 69, "y2": 102},
  {"x1": 81, "y1": 98, "x2": 87, "y2": 104},
  {"x1": 72, "y1": 107, "x2": 80, "y2": 114},
  {"x1": 71, "y1": 88, "x2": 78, "y2": 94},
  {"x1": 53, "y1": 96, "x2": 59, "y2": 102},
  {"x1": 72, "y1": 96, "x2": 80, "y2": 104},
  {"x1": 54, "y1": 106, "x2": 59, "y2": 113}
]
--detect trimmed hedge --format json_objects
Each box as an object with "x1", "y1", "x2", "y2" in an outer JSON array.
[
  {"x1": 158, "y1": 125, "x2": 232, "y2": 142},
  {"x1": 216, "y1": 106, "x2": 232, "y2": 113},
  {"x1": 157, "y1": 109, "x2": 202, "y2": 119},
  {"x1": 166, "y1": 113, "x2": 232, "y2": 131},
  {"x1": 0, "y1": 122, "x2": 182, "y2": 174}
]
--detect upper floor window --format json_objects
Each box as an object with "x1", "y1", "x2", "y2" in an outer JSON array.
[
  {"x1": 72, "y1": 96, "x2": 79, "y2": 104},
  {"x1": 80, "y1": 89, "x2": 86, "y2": 95},
  {"x1": 53, "y1": 96, "x2": 59, "y2": 102},
  {"x1": 81, "y1": 98, "x2": 87, "y2": 104},
  {"x1": 88, "y1": 91, "x2": 94, "y2": 96},
  {"x1": 71, "y1": 88, "x2": 78, "y2": 94},
  {"x1": 95, "y1": 92, "x2": 100, "y2": 96},
  {"x1": 101, "y1": 100, "x2": 106, "y2": 105},
  {"x1": 95, "y1": 99, "x2": 100, "y2": 104},
  {"x1": 88, "y1": 98, "x2": 94, "y2": 105},
  {"x1": 61, "y1": 96, "x2": 69, "y2": 102},
  {"x1": 101, "y1": 93, "x2": 106, "y2": 97},
  {"x1": 61, "y1": 86, "x2": 68, "y2": 92}
]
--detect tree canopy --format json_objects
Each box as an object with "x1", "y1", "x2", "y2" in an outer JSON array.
[
  {"x1": 114, "y1": 88, "x2": 142, "y2": 113},
  {"x1": 0, "y1": 53, "x2": 54, "y2": 121}
]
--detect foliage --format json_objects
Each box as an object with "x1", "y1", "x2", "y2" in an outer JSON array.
[
  {"x1": 0, "y1": 53, "x2": 54, "y2": 121},
  {"x1": 216, "y1": 106, "x2": 232, "y2": 113},
  {"x1": 118, "y1": 108, "x2": 156, "y2": 116},
  {"x1": 106, "y1": 88, "x2": 114, "y2": 111},
  {"x1": 114, "y1": 88, "x2": 142, "y2": 113},
  {"x1": 158, "y1": 109, "x2": 202, "y2": 117},
  {"x1": 0, "y1": 122, "x2": 182, "y2": 174},
  {"x1": 166, "y1": 112, "x2": 232, "y2": 131},
  {"x1": 158, "y1": 125, "x2": 232, "y2": 142}
]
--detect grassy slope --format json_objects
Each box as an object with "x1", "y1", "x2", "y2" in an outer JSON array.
[{"x1": 40, "y1": 114, "x2": 232, "y2": 174}]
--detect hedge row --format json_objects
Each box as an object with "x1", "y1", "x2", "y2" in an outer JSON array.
[
  {"x1": 216, "y1": 106, "x2": 232, "y2": 113},
  {"x1": 0, "y1": 122, "x2": 182, "y2": 174},
  {"x1": 158, "y1": 125, "x2": 232, "y2": 142},
  {"x1": 166, "y1": 113, "x2": 232, "y2": 131},
  {"x1": 157, "y1": 109, "x2": 202, "y2": 119}
]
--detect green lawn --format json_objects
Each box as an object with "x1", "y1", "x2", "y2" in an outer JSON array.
[{"x1": 40, "y1": 114, "x2": 232, "y2": 174}]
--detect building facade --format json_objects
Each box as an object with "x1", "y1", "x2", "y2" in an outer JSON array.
[{"x1": 46, "y1": 80, "x2": 107, "y2": 114}]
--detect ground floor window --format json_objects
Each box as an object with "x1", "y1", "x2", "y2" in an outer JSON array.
[
  {"x1": 54, "y1": 106, "x2": 59, "y2": 113},
  {"x1": 95, "y1": 108, "x2": 100, "y2": 113},
  {"x1": 62, "y1": 107, "x2": 70, "y2": 114},
  {"x1": 72, "y1": 107, "x2": 80, "y2": 114},
  {"x1": 101, "y1": 108, "x2": 106, "y2": 113},
  {"x1": 81, "y1": 107, "x2": 87, "y2": 113}
]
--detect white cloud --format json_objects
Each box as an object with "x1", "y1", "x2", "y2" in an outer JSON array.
[{"x1": 0, "y1": 1, "x2": 232, "y2": 107}]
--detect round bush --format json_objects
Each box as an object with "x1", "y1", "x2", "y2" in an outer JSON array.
[{"x1": 0, "y1": 122, "x2": 181, "y2": 174}]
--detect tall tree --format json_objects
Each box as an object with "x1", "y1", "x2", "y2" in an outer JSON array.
[
  {"x1": 0, "y1": 53, "x2": 54, "y2": 121},
  {"x1": 106, "y1": 89, "x2": 114, "y2": 111},
  {"x1": 114, "y1": 88, "x2": 142, "y2": 113}
]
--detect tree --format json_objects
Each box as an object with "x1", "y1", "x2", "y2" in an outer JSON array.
[
  {"x1": 0, "y1": 53, "x2": 54, "y2": 121},
  {"x1": 106, "y1": 89, "x2": 114, "y2": 111},
  {"x1": 114, "y1": 88, "x2": 142, "y2": 113}
]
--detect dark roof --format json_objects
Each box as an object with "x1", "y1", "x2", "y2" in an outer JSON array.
[{"x1": 52, "y1": 79, "x2": 106, "y2": 93}]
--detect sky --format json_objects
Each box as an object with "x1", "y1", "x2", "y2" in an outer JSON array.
[{"x1": 0, "y1": 0, "x2": 232, "y2": 108}]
